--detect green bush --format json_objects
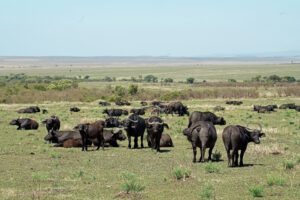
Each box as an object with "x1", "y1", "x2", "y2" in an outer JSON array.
[
  {"x1": 186, "y1": 77, "x2": 195, "y2": 84},
  {"x1": 172, "y1": 167, "x2": 191, "y2": 180},
  {"x1": 248, "y1": 185, "x2": 264, "y2": 197},
  {"x1": 128, "y1": 84, "x2": 138, "y2": 95},
  {"x1": 33, "y1": 85, "x2": 47, "y2": 91},
  {"x1": 283, "y1": 161, "x2": 295, "y2": 169},
  {"x1": 204, "y1": 162, "x2": 221, "y2": 173},
  {"x1": 164, "y1": 78, "x2": 173, "y2": 83},
  {"x1": 120, "y1": 172, "x2": 145, "y2": 194},
  {"x1": 266, "y1": 174, "x2": 286, "y2": 186},
  {"x1": 199, "y1": 184, "x2": 213, "y2": 199},
  {"x1": 144, "y1": 75, "x2": 158, "y2": 82},
  {"x1": 212, "y1": 151, "x2": 222, "y2": 161}
]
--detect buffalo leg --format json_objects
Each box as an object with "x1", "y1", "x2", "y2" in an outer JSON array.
[
  {"x1": 240, "y1": 148, "x2": 246, "y2": 166},
  {"x1": 134, "y1": 136, "x2": 138, "y2": 149},
  {"x1": 192, "y1": 145, "x2": 197, "y2": 163},
  {"x1": 155, "y1": 136, "x2": 160, "y2": 152},
  {"x1": 200, "y1": 146, "x2": 206, "y2": 162},
  {"x1": 227, "y1": 149, "x2": 231, "y2": 167},
  {"x1": 208, "y1": 147, "x2": 213, "y2": 161},
  {"x1": 140, "y1": 134, "x2": 144, "y2": 148},
  {"x1": 128, "y1": 136, "x2": 131, "y2": 149},
  {"x1": 234, "y1": 151, "x2": 239, "y2": 166},
  {"x1": 231, "y1": 148, "x2": 237, "y2": 167}
]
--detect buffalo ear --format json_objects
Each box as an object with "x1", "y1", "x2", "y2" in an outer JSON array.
[
  {"x1": 259, "y1": 132, "x2": 266, "y2": 138},
  {"x1": 163, "y1": 123, "x2": 169, "y2": 129}
]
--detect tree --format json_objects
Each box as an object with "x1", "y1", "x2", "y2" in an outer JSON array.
[
  {"x1": 144, "y1": 75, "x2": 158, "y2": 83},
  {"x1": 164, "y1": 78, "x2": 173, "y2": 83},
  {"x1": 115, "y1": 86, "x2": 126, "y2": 97},
  {"x1": 228, "y1": 79, "x2": 237, "y2": 83},
  {"x1": 186, "y1": 77, "x2": 195, "y2": 84},
  {"x1": 269, "y1": 75, "x2": 281, "y2": 82},
  {"x1": 128, "y1": 84, "x2": 138, "y2": 95},
  {"x1": 84, "y1": 75, "x2": 90, "y2": 80}
]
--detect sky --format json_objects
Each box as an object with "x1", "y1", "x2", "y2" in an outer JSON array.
[{"x1": 0, "y1": 0, "x2": 299, "y2": 57}]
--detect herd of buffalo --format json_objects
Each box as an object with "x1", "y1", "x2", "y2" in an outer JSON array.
[{"x1": 9, "y1": 100, "x2": 299, "y2": 167}]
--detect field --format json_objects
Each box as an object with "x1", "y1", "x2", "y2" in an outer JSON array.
[
  {"x1": 0, "y1": 58, "x2": 300, "y2": 199},
  {"x1": 1, "y1": 98, "x2": 300, "y2": 200}
]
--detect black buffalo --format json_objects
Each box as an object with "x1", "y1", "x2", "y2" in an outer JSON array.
[
  {"x1": 70, "y1": 107, "x2": 80, "y2": 112},
  {"x1": 42, "y1": 115, "x2": 60, "y2": 132},
  {"x1": 222, "y1": 124, "x2": 265, "y2": 167},
  {"x1": 130, "y1": 108, "x2": 145, "y2": 115},
  {"x1": 166, "y1": 102, "x2": 189, "y2": 116},
  {"x1": 188, "y1": 111, "x2": 226, "y2": 127},
  {"x1": 104, "y1": 117, "x2": 122, "y2": 128},
  {"x1": 115, "y1": 100, "x2": 131, "y2": 106},
  {"x1": 226, "y1": 101, "x2": 243, "y2": 105},
  {"x1": 99, "y1": 101, "x2": 111, "y2": 106},
  {"x1": 94, "y1": 129, "x2": 127, "y2": 147},
  {"x1": 295, "y1": 106, "x2": 300, "y2": 112},
  {"x1": 214, "y1": 106, "x2": 225, "y2": 111},
  {"x1": 151, "y1": 101, "x2": 163, "y2": 106},
  {"x1": 140, "y1": 101, "x2": 148, "y2": 106},
  {"x1": 122, "y1": 114, "x2": 146, "y2": 149},
  {"x1": 10, "y1": 118, "x2": 39, "y2": 130},
  {"x1": 279, "y1": 103, "x2": 296, "y2": 109},
  {"x1": 102, "y1": 109, "x2": 128, "y2": 117},
  {"x1": 183, "y1": 121, "x2": 217, "y2": 162},
  {"x1": 18, "y1": 106, "x2": 40, "y2": 113},
  {"x1": 146, "y1": 116, "x2": 169, "y2": 152},
  {"x1": 253, "y1": 105, "x2": 277, "y2": 113},
  {"x1": 147, "y1": 133, "x2": 174, "y2": 148}
]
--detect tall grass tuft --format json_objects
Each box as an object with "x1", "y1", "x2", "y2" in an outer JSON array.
[
  {"x1": 120, "y1": 172, "x2": 145, "y2": 194},
  {"x1": 248, "y1": 185, "x2": 264, "y2": 197},
  {"x1": 266, "y1": 174, "x2": 286, "y2": 186},
  {"x1": 199, "y1": 184, "x2": 214, "y2": 199},
  {"x1": 204, "y1": 162, "x2": 221, "y2": 173}
]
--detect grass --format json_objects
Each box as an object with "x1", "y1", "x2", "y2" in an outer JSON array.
[
  {"x1": 283, "y1": 160, "x2": 295, "y2": 170},
  {"x1": 248, "y1": 185, "x2": 264, "y2": 197},
  {"x1": 267, "y1": 174, "x2": 287, "y2": 186},
  {"x1": 172, "y1": 167, "x2": 191, "y2": 180},
  {"x1": 199, "y1": 184, "x2": 214, "y2": 199},
  {"x1": 0, "y1": 98, "x2": 300, "y2": 199},
  {"x1": 204, "y1": 162, "x2": 221, "y2": 173},
  {"x1": 120, "y1": 171, "x2": 145, "y2": 194}
]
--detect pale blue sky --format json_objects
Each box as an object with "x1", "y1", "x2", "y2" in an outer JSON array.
[{"x1": 0, "y1": 0, "x2": 299, "y2": 56}]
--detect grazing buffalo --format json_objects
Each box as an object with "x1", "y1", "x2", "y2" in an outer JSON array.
[
  {"x1": 166, "y1": 102, "x2": 189, "y2": 116},
  {"x1": 42, "y1": 115, "x2": 60, "y2": 132},
  {"x1": 222, "y1": 124, "x2": 265, "y2": 167},
  {"x1": 188, "y1": 111, "x2": 226, "y2": 127},
  {"x1": 70, "y1": 107, "x2": 80, "y2": 112},
  {"x1": 147, "y1": 133, "x2": 174, "y2": 148},
  {"x1": 104, "y1": 117, "x2": 122, "y2": 128},
  {"x1": 10, "y1": 118, "x2": 39, "y2": 130},
  {"x1": 226, "y1": 101, "x2": 243, "y2": 105},
  {"x1": 99, "y1": 101, "x2": 111, "y2": 106},
  {"x1": 76, "y1": 120, "x2": 105, "y2": 151},
  {"x1": 102, "y1": 109, "x2": 128, "y2": 117},
  {"x1": 151, "y1": 101, "x2": 162, "y2": 106},
  {"x1": 214, "y1": 106, "x2": 225, "y2": 111},
  {"x1": 18, "y1": 106, "x2": 40, "y2": 113},
  {"x1": 122, "y1": 114, "x2": 146, "y2": 149},
  {"x1": 42, "y1": 109, "x2": 48, "y2": 114},
  {"x1": 140, "y1": 101, "x2": 148, "y2": 106},
  {"x1": 146, "y1": 116, "x2": 169, "y2": 152},
  {"x1": 295, "y1": 106, "x2": 300, "y2": 112},
  {"x1": 115, "y1": 100, "x2": 131, "y2": 106},
  {"x1": 183, "y1": 121, "x2": 217, "y2": 162},
  {"x1": 44, "y1": 129, "x2": 81, "y2": 145},
  {"x1": 151, "y1": 108, "x2": 167, "y2": 115},
  {"x1": 279, "y1": 103, "x2": 296, "y2": 109},
  {"x1": 130, "y1": 108, "x2": 145, "y2": 115}
]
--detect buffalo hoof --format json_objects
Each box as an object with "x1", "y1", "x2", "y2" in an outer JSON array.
[{"x1": 193, "y1": 159, "x2": 196, "y2": 163}]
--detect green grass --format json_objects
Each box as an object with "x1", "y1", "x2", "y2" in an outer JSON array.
[
  {"x1": 204, "y1": 162, "x2": 221, "y2": 173},
  {"x1": 283, "y1": 160, "x2": 295, "y2": 170},
  {"x1": 199, "y1": 184, "x2": 214, "y2": 199},
  {"x1": 172, "y1": 167, "x2": 191, "y2": 180},
  {"x1": 0, "y1": 98, "x2": 300, "y2": 199},
  {"x1": 249, "y1": 185, "x2": 264, "y2": 197},
  {"x1": 267, "y1": 174, "x2": 287, "y2": 186}
]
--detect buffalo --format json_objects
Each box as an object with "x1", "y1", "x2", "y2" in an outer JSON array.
[
  {"x1": 222, "y1": 124, "x2": 265, "y2": 167},
  {"x1": 76, "y1": 120, "x2": 105, "y2": 151},
  {"x1": 44, "y1": 129, "x2": 81, "y2": 145},
  {"x1": 99, "y1": 101, "x2": 111, "y2": 106},
  {"x1": 102, "y1": 109, "x2": 128, "y2": 117},
  {"x1": 145, "y1": 116, "x2": 169, "y2": 152},
  {"x1": 226, "y1": 101, "x2": 243, "y2": 105},
  {"x1": 147, "y1": 133, "x2": 174, "y2": 148},
  {"x1": 42, "y1": 115, "x2": 60, "y2": 132},
  {"x1": 10, "y1": 118, "x2": 39, "y2": 130},
  {"x1": 188, "y1": 111, "x2": 226, "y2": 127},
  {"x1": 70, "y1": 107, "x2": 80, "y2": 112},
  {"x1": 151, "y1": 101, "x2": 163, "y2": 106},
  {"x1": 140, "y1": 101, "x2": 148, "y2": 106},
  {"x1": 214, "y1": 106, "x2": 225, "y2": 111},
  {"x1": 115, "y1": 100, "x2": 131, "y2": 106},
  {"x1": 130, "y1": 108, "x2": 145, "y2": 115},
  {"x1": 104, "y1": 117, "x2": 122, "y2": 128},
  {"x1": 122, "y1": 114, "x2": 146, "y2": 149},
  {"x1": 42, "y1": 109, "x2": 48, "y2": 114},
  {"x1": 183, "y1": 121, "x2": 217, "y2": 162},
  {"x1": 166, "y1": 102, "x2": 189, "y2": 116},
  {"x1": 295, "y1": 106, "x2": 300, "y2": 112},
  {"x1": 151, "y1": 107, "x2": 167, "y2": 115},
  {"x1": 279, "y1": 103, "x2": 296, "y2": 109},
  {"x1": 18, "y1": 106, "x2": 40, "y2": 113},
  {"x1": 253, "y1": 105, "x2": 277, "y2": 113}
]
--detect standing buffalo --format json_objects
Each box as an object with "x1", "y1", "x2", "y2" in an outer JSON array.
[
  {"x1": 76, "y1": 120, "x2": 105, "y2": 151},
  {"x1": 222, "y1": 124, "x2": 265, "y2": 167},
  {"x1": 147, "y1": 133, "x2": 174, "y2": 148},
  {"x1": 166, "y1": 102, "x2": 189, "y2": 116},
  {"x1": 188, "y1": 111, "x2": 226, "y2": 127},
  {"x1": 122, "y1": 114, "x2": 146, "y2": 149},
  {"x1": 146, "y1": 116, "x2": 169, "y2": 152},
  {"x1": 99, "y1": 101, "x2": 111, "y2": 106},
  {"x1": 102, "y1": 109, "x2": 128, "y2": 117},
  {"x1": 10, "y1": 118, "x2": 39, "y2": 130},
  {"x1": 42, "y1": 115, "x2": 60, "y2": 132},
  {"x1": 104, "y1": 117, "x2": 122, "y2": 128},
  {"x1": 183, "y1": 121, "x2": 217, "y2": 162},
  {"x1": 130, "y1": 108, "x2": 145, "y2": 115},
  {"x1": 70, "y1": 107, "x2": 80, "y2": 112}
]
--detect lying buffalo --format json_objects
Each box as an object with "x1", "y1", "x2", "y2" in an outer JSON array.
[
  {"x1": 151, "y1": 107, "x2": 167, "y2": 115},
  {"x1": 104, "y1": 117, "x2": 122, "y2": 128},
  {"x1": 42, "y1": 109, "x2": 48, "y2": 114},
  {"x1": 42, "y1": 115, "x2": 60, "y2": 132},
  {"x1": 214, "y1": 106, "x2": 225, "y2": 111},
  {"x1": 166, "y1": 102, "x2": 189, "y2": 116},
  {"x1": 115, "y1": 100, "x2": 131, "y2": 106},
  {"x1": 151, "y1": 101, "x2": 163, "y2": 106},
  {"x1": 140, "y1": 101, "x2": 148, "y2": 106},
  {"x1": 183, "y1": 121, "x2": 217, "y2": 162},
  {"x1": 130, "y1": 108, "x2": 145, "y2": 115},
  {"x1": 146, "y1": 116, "x2": 169, "y2": 152},
  {"x1": 99, "y1": 101, "x2": 111, "y2": 106},
  {"x1": 76, "y1": 120, "x2": 105, "y2": 151},
  {"x1": 295, "y1": 106, "x2": 300, "y2": 112},
  {"x1": 10, "y1": 118, "x2": 39, "y2": 130},
  {"x1": 226, "y1": 101, "x2": 243, "y2": 105},
  {"x1": 253, "y1": 105, "x2": 277, "y2": 113},
  {"x1": 188, "y1": 111, "x2": 226, "y2": 127},
  {"x1": 222, "y1": 124, "x2": 265, "y2": 167},
  {"x1": 70, "y1": 107, "x2": 80, "y2": 112},
  {"x1": 279, "y1": 103, "x2": 296, "y2": 109},
  {"x1": 122, "y1": 114, "x2": 146, "y2": 149},
  {"x1": 103, "y1": 109, "x2": 128, "y2": 117},
  {"x1": 44, "y1": 129, "x2": 81, "y2": 145},
  {"x1": 147, "y1": 133, "x2": 174, "y2": 148},
  {"x1": 18, "y1": 106, "x2": 40, "y2": 113}
]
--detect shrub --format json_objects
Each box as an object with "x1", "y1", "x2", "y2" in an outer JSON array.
[
  {"x1": 144, "y1": 75, "x2": 158, "y2": 82},
  {"x1": 164, "y1": 78, "x2": 173, "y2": 83},
  {"x1": 283, "y1": 161, "x2": 295, "y2": 169},
  {"x1": 161, "y1": 91, "x2": 184, "y2": 101},
  {"x1": 199, "y1": 184, "x2": 213, "y2": 199},
  {"x1": 266, "y1": 174, "x2": 286, "y2": 186},
  {"x1": 204, "y1": 162, "x2": 221, "y2": 173},
  {"x1": 120, "y1": 172, "x2": 145, "y2": 194},
  {"x1": 172, "y1": 167, "x2": 191, "y2": 180},
  {"x1": 84, "y1": 75, "x2": 90, "y2": 80},
  {"x1": 212, "y1": 150, "x2": 222, "y2": 161},
  {"x1": 248, "y1": 185, "x2": 264, "y2": 197},
  {"x1": 186, "y1": 77, "x2": 194, "y2": 84},
  {"x1": 114, "y1": 86, "x2": 126, "y2": 97},
  {"x1": 33, "y1": 85, "x2": 47, "y2": 91},
  {"x1": 228, "y1": 79, "x2": 237, "y2": 82},
  {"x1": 128, "y1": 84, "x2": 138, "y2": 95}
]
